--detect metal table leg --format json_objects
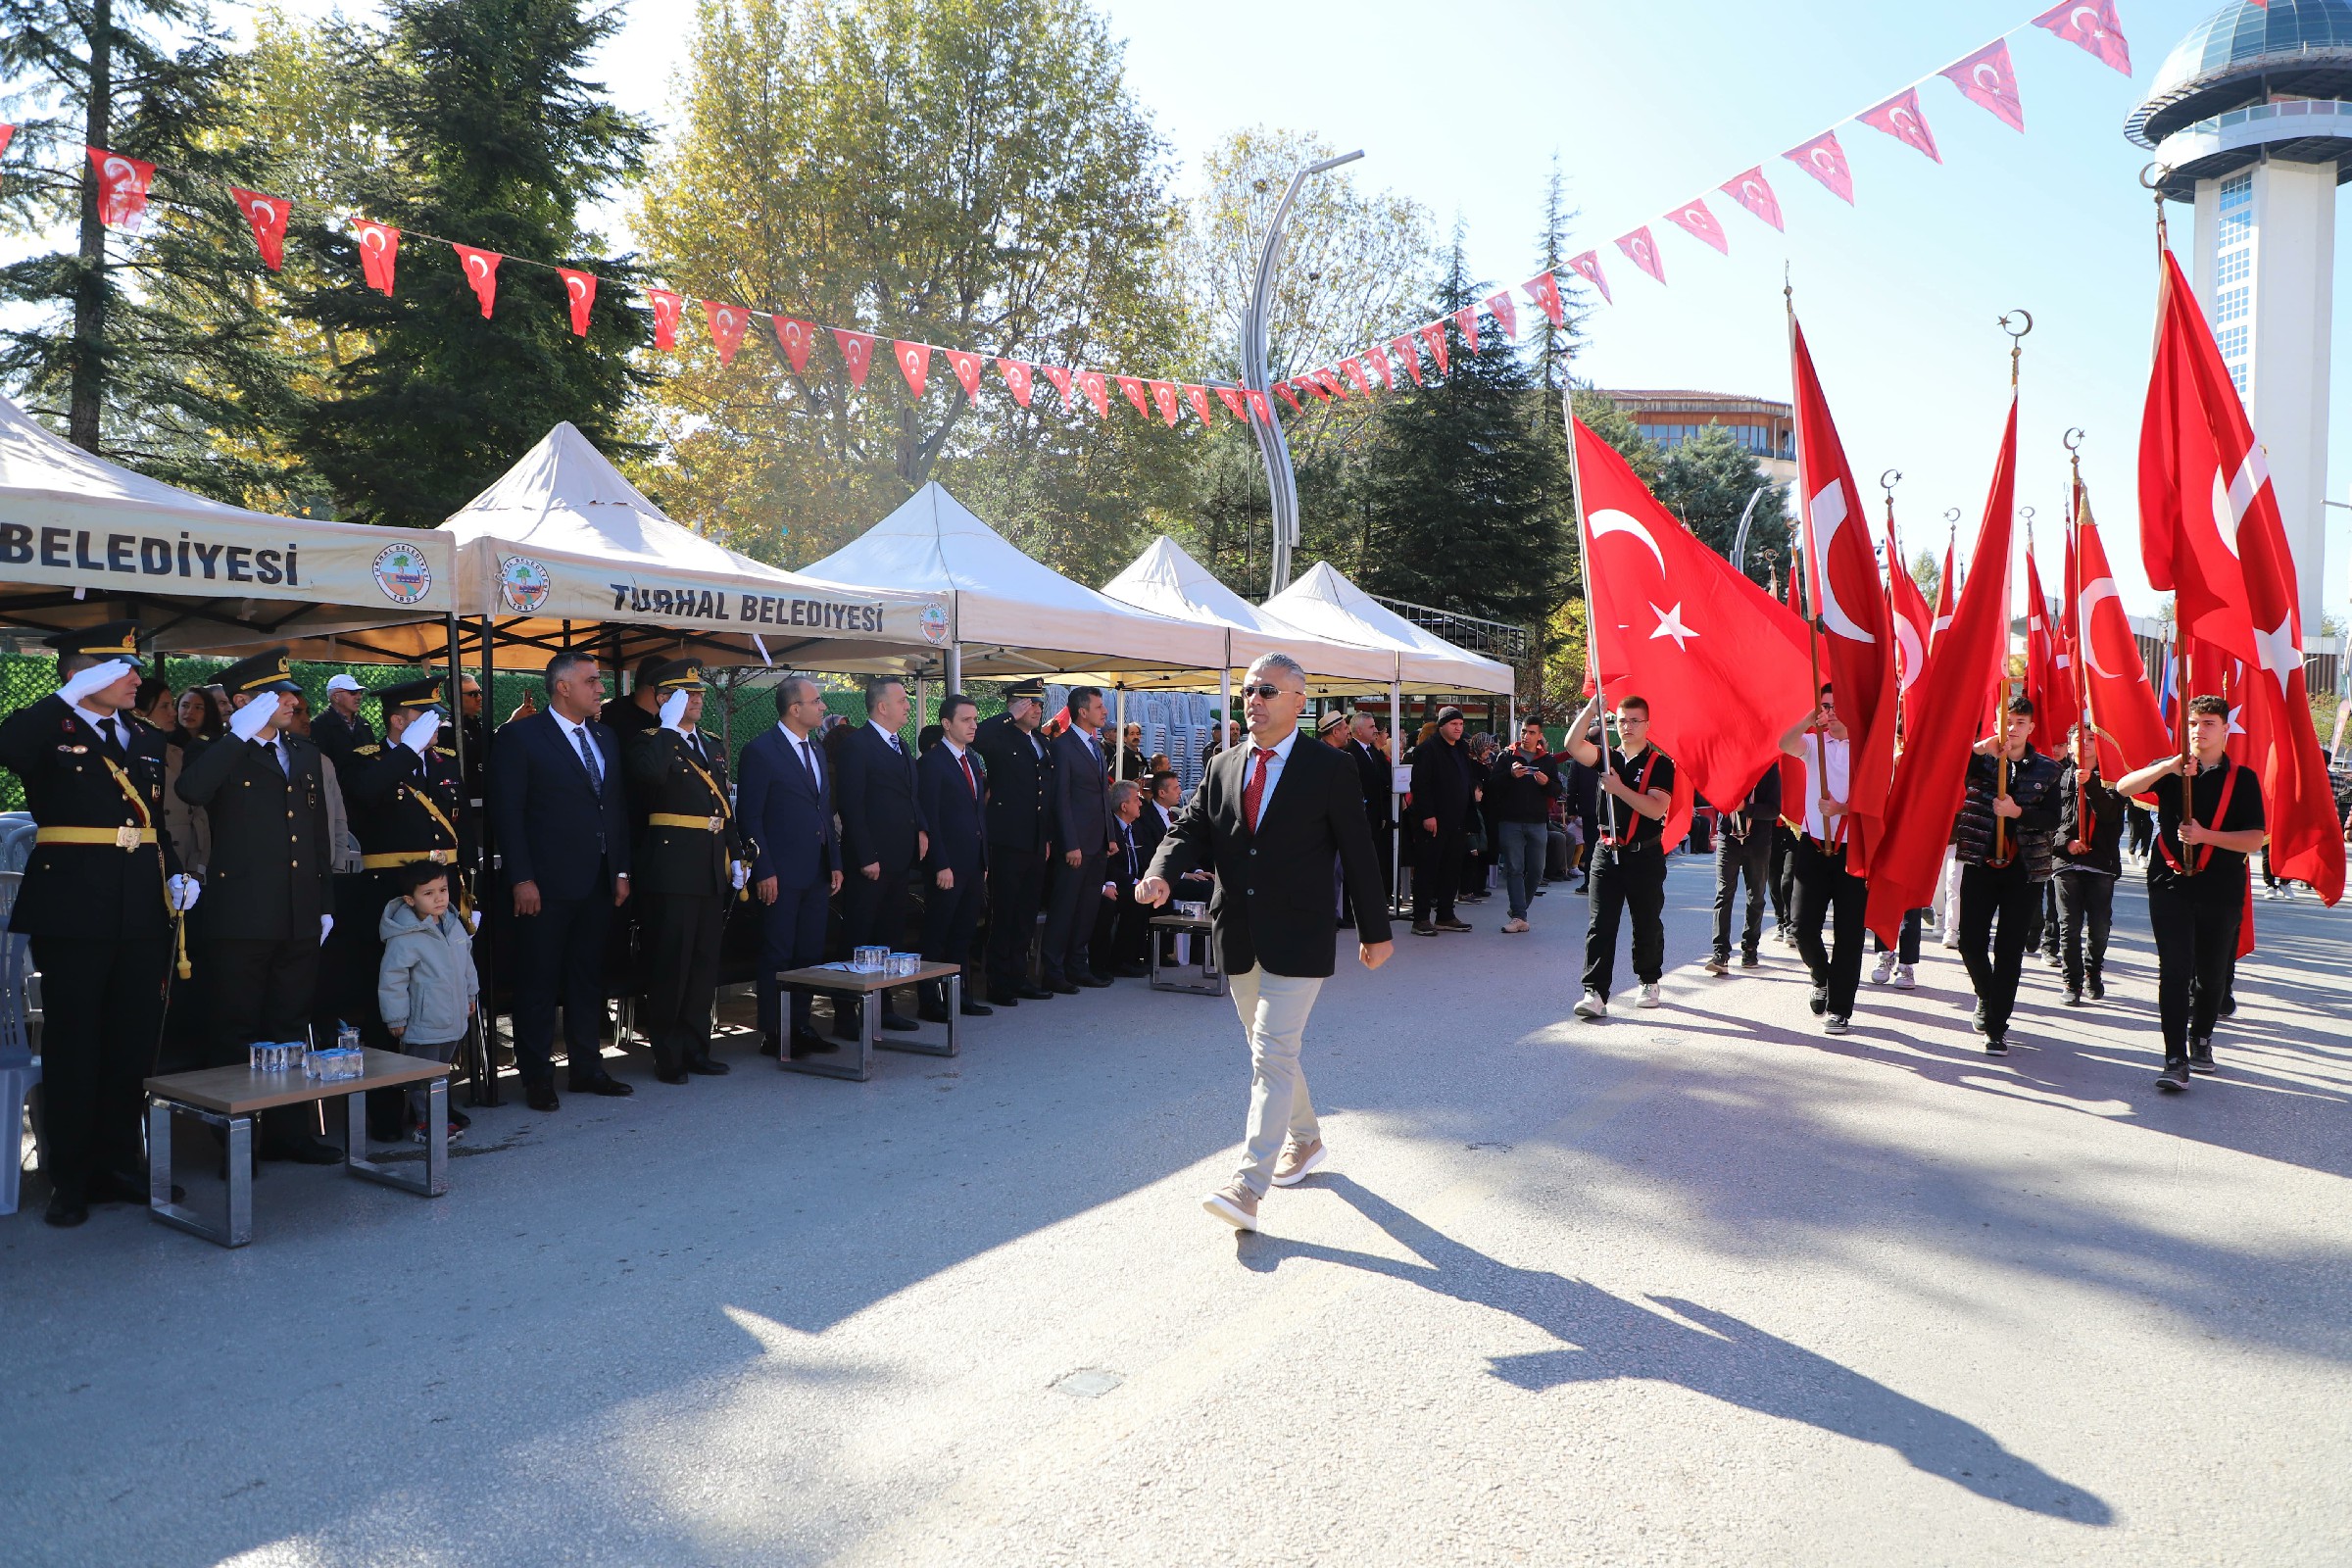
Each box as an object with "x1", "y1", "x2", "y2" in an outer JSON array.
[
  {"x1": 779, "y1": 984, "x2": 872, "y2": 1082},
  {"x1": 146, "y1": 1097, "x2": 252, "y2": 1248},
  {"x1": 877, "y1": 972, "x2": 959, "y2": 1058},
  {"x1": 343, "y1": 1081, "x2": 449, "y2": 1198}
]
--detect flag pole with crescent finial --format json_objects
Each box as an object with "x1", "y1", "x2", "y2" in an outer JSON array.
[
  {"x1": 1988, "y1": 309, "x2": 2033, "y2": 867},
  {"x1": 1561, "y1": 387, "x2": 1623, "y2": 853},
  {"x1": 1786, "y1": 272, "x2": 1833, "y2": 840},
  {"x1": 2145, "y1": 160, "x2": 2193, "y2": 775},
  {"x1": 2065, "y1": 426, "x2": 2093, "y2": 843},
  {"x1": 1881, "y1": 466, "x2": 1904, "y2": 738}
]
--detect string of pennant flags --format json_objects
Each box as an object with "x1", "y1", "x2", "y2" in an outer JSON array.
[{"x1": 4, "y1": 0, "x2": 2132, "y2": 430}]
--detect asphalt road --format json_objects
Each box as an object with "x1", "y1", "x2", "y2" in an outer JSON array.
[{"x1": 4, "y1": 857, "x2": 2348, "y2": 1566}]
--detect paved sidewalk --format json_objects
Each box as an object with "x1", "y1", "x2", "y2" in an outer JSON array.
[{"x1": 4, "y1": 859, "x2": 2348, "y2": 1566}]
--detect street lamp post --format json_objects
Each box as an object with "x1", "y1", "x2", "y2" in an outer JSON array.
[{"x1": 1242, "y1": 149, "x2": 1362, "y2": 601}]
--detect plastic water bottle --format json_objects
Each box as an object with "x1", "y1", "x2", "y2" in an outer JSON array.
[{"x1": 337, "y1": 1022, "x2": 361, "y2": 1055}]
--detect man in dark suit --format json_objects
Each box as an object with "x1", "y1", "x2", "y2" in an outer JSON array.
[
  {"x1": 1408, "y1": 706, "x2": 1479, "y2": 936},
  {"x1": 489, "y1": 649, "x2": 636, "y2": 1110},
  {"x1": 1347, "y1": 712, "x2": 1395, "y2": 904},
  {"x1": 1092, "y1": 779, "x2": 1151, "y2": 978},
  {"x1": 915, "y1": 692, "x2": 990, "y2": 1021},
  {"x1": 1140, "y1": 653, "x2": 1394, "y2": 1232},
  {"x1": 0, "y1": 623, "x2": 194, "y2": 1225},
  {"x1": 624, "y1": 660, "x2": 743, "y2": 1083},
  {"x1": 834, "y1": 676, "x2": 928, "y2": 1035},
  {"x1": 1041, "y1": 684, "x2": 1114, "y2": 992},
  {"x1": 176, "y1": 647, "x2": 340, "y2": 1162},
  {"x1": 972, "y1": 681, "x2": 1055, "y2": 1006},
  {"x1": 737, "y1": 673, "x2": 843, "y2": 1058},
  {"x1": 1134, "y1": 769, "x2": 1180, "y2": 869}
]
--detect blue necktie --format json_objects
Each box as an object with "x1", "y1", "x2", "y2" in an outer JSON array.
[{"x1": 575, "y1": 726, "x2": 604, "y2": 796}]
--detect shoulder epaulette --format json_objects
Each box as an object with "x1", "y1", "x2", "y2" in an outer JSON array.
[{"x1": 353, "y1": 744, "x2": 381, "y2": 756}]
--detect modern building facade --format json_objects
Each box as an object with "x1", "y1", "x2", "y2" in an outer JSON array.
[
  {"x1": 2127, "y1": 0, "x2": 2352, "y2": 635},
  {"x1": 1594, "y1": 390, "x2": 1797, "y2": 487}
]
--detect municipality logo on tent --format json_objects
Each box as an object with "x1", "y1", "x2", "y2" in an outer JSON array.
[
  {"x1": 372, "y1": 544, "x2": 432, "y2": 606},
  {"x1": 499, "y1": 557, "x2": 553, "y2": 614},
  {"x1": 920, "y1": 603, "x2": 950, "y2": 645}
]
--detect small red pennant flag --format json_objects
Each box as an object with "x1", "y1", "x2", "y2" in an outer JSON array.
[
  {"x1": 1483, "y1": 290, "x2": 1519, "y2": 339},
  {"x1": 649, "y1": 289, "x2": 684, "y2": 350},
  {"x1": 229, "y1": 186, "x2": 288, "y2": 270},
  {"x1": 1339, "y1": 357, "x2": 1370, "y2": 396},
  {"x1": 558, "y1": 269, "x2": 596, "y2": 337},
  {"x1": 1718, "y1": 169, "x2": 1785, "y2": 231},
  {"x1": 1615, "y1": 226, "x2": 1667, "y2": 285},
  {"x1": 1078, "y1": 370, "x2": 1110, "y2": 417},
  {"x1": 997, "y1": 358, "x2": 1035, "y2": 406},
  {"x1": 1042, "y1": 364, "x2": 1076, "y2": 407},
  {"x1": 1150, "y1": 380, "x2": 1180, "y2": 425},
  {"x1": 1245, "y1": 388, "x2": 1274, "y2": 423},
  {"x1": 833, "y1": 327, "x2": 876, "y2": 387},
  {"x1": 1860, "y1": 87, "x2": 1942, "y2": 163},
  {"x1": 0, "y1": 125, "x2": 15, "y2": 160},
  {"x1": 1941, "y1": 39, "x2": 2025, "y2": 132},
  {"x1": 894, "y1": 340, "x2": 931, "y2": 397},
  {"x1": 1664, "y1": 199, "x2": 1729, "y2": 255},
  {"x1": 1452, "y1": 308, "x2": 1481, "y2": 355},
  {"x1": 1215, "y1": 385, "x2": 1249, "y2": 420},
  {"x1": 451, "y1": 244, "x2": 501, "y2": 318},
  {"x1": 1566, "y1": 250, "x2": 1612, "y2": 305},
  {"x1": 1118, "y1": 375, "x2": 1150, "y2": 417},
  {"x1": 1418, "y1": 322, "x2": 1448, "y2": 377},
  {"x1": 1274, "y1": 380, "x2": 1303, "y2": 415},
  {"x1": 86, "y1": 147, "x2": 155, "y2": 231},
  {"x1": 1313, "y1": 368, "x2": 1346, "y2": 401},
  {"x1": 354, "y1": 220, "x2": 401, "y2": 294},
  {"x1": 1391, "y1": 336, "x2": 1424, "y2": 385},
  {"x1": 1524, "y1": 271, "x2": 1565, "y2": 328},
  {"x1": 2034, "y1": 0, "x2": 2131, "y2": 75},
  {"x1": 947, "y1": 349, "x2": 985, "y2": 398},
  {"x1": 706, "y1": 302, "x2": 749, "y2": 366},
  {"x1": 1186, "y1": 384, "x2": 1215, "y2": 426},
  {"x1": 773, "y1": 317, "x2": 817, "y2": 372},
  {"x1": 1783, "y1": 131, "x2": 1855, "y2": 204},
  {"x1": 1365, "y1": 343, "x2": 1395, "y2": 389}
]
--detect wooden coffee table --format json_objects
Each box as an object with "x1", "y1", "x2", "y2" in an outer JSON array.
[{"x1": 774, "y1": 961, "x2": 961, "y2": 1082}]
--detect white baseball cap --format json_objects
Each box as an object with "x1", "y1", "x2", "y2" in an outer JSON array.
[{"x1": 324, "y1": 673, "x2": 365, "y2": 694}]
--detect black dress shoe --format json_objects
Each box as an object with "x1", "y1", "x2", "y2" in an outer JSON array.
[
  {"x1": 960, "y1": 999, "x2": 994, "y2": 1016},
  {"x1": 788, "y1": 1030, "x2": 840, "y2": 1059},
  {"x1": 1074, "y1": 973, "x2": 1113, "y2": 989},
  {"x1": 526, "y1": 1082, "x2": 562, "y2": 1111},
  {"x1": 44, "y1": 1188, "x2": 89, "y2": 1227},
  {"x1": 1047, "y1": 980, "x2": 1081, "y2": 996},
  {"x1": 686, "y1": 1054, "x2": 730, "y2": 1076},
  {"x1": 986, "y1": 991, "x2": 1020, "y2": 1008},
  {"x1": 917, "y1": 1004, "x2": 953, "y2": 1024},
  {"x1": 656, "y1": 1068, "x2": 691, "y2": 1085},
  {"x1": 1113, "y1": 963, "x2": 1149, "y2": 979},
  {"x1": 1016, "y1": 984, "x2": 1054, "y2": 1001},
  {"x1": 91, "y1": 1169, "x2": 179, "y2": 1204},
  {"x1": 569, "y1": 1074, "x2": 634, "y2": 1097},
  {"x1": 878, "y1": 1012, "x2": 921, "y2": 1033},
  {"x1": 759, "y1": 1034, "x2": 781, "y2": 1057}
]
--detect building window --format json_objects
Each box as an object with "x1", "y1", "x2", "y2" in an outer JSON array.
[
  {"x1": 2216, "y1": 286, "x2": 2248, "y2": 323},
  {"x1": 2217, "y1": 323, "x2": 2248, "y2": 362},
  {"x1": 2230, "y1": 364, "x2": 2249, "y2": 395},
  {"x1": 2217, "y1": 171, "x2": 2253, "y2": 247},
  {"x1": 2217, "y1": 248, "x2": 2250, "y2": 286}
]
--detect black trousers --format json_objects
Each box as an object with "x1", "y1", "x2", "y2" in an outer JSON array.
[
  {"x1": 1582, "y1": 845, "x2": 1667, "y2": 1001},
  {"x1": 841, "y1": 856, "x2": 913, "y2": 956},
  {"x1": 2032, "y1": 882, "x2": 2057, "y2": 956},
  {"x1": 1769, "y1": 824, "x2": 1798, "y2": 933},
  {"x1": 1958, "y1": 860, "x2": 2040, "y2": 1040},
  {"x1": 1711, "y1": 829, "x2": 1771, "y2": 959},
  {"x1": 983, "y1": 844, "x2": 1047, "y2": 994},
  {"x1": 202, "y1": 933, "x2": 326, "y2": 1151},
  {"x1": 639, "y1": 891, "x2": 725, "y2": 1072},
  {"x1": 27, "y1": 935, "x2": 170, "y2": 1197},
  {"x1": 1790, "y1": 836, "x2": 1868, "y2": 1018},
  {"x1": 1413, "y1": 824, "x2": 1466, "y2": 922},
  {"x1": 920, "y1": 865, "x2": 986, "y2": 1006},
  {"x1": 2126, "y1": 807, "x2": 2153, "y2": 858},
  {"x1": 1874, "y1": 907, "x2": 1924, "y2": 964},
  {"x1": 1040, "y1": 850, "x2": 1105, "y2": 983},
  {"x1": 2052, "y1": 872, "x2": 2115, "y2": 994},
  {"x1": 511, "y1": 877, "x2": 614, "y2": 1086},
  {"x1": 2150, "y1": 881, "x2": 2242, "y2": 1064},
  {"x1": 757, "y1": 878, "x2": 830, "y2": 1039}
]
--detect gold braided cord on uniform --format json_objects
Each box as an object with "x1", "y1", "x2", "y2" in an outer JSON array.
[
  {"x1": 673, "y1": 737, "x2": 748, "y2": 901},
  {"x1": 98, "y1": 753, "x2": 187, "y2": 978}
]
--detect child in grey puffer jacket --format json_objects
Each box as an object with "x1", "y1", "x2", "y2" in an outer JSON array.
[{"x1": 377, "y1": 861, "x2": 478, "y2": 1139}]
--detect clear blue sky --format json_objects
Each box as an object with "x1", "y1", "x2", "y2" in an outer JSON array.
[{"x1": 269, "y1": 1, "x2": 2352, "y2": 622}]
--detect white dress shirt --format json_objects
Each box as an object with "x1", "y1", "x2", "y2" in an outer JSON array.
[
  {"x1": 1240, "y1": 725, "x2": 1300, "y2": 823},
  {"x1": 1797, "y1": 733, "x2": 1851, "y2": 843}
]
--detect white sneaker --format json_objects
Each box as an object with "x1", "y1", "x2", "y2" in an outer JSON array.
[
  {"x1": 2278, "y1": 885, "x2": 2298, "y2": 902},
  {"x1": 1574, "y1": 990, "x2": 1607, "y2": 1020},
  {"x1": 1870, "y1": 954, "x2": 1894, "y2": 986},
  {"x1": 1636, "y1": 983, "x2": 1661, "y2": 1008},
  {"x1": 1893, "y1": 963, "x2": 1916, "y2": 990}
]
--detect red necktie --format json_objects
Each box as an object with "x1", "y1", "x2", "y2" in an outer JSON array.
[
  {"x1": 959, "y1": 752, "x2": 977, "y2": 800},
  {"x1": 1246, "y1": 747, "x2": 1275, "y2": 831}
]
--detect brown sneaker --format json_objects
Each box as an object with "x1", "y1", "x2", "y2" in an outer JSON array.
[
  {"x1": 1202, "y1": 1180, "x2": 1260, "y2": 1231},
  {"x1": 1270, "y1": 1137, "x2": 1327, "y2": 1188}
]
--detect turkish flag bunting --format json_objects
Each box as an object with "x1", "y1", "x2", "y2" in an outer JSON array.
[
  {"x1": 451, "y1": 245, "x2": 501, "y2": 318},
  {"x1": 1665, "y1": 199, "x2": 1729, "y2": 255},
  {"x1": 1574, "y1": 416, "x2": 1814, "y2": 852},
  {"x1": 1865, "y1": 399, "x2": 2018, "y2": 944},
  {"x1": 1274, "y1": 380, "x2": 1303, "y2": 415},
  {"x1": 1215, "y1": 385, "x2": 1249, "y2": 421},
  {"x1": 1932, "y1": 537, "x2": 1957, "y2": 647},
  {"x1": 1391, "y1": 336, "x2": 1425, "y2": 385},
  {"x1": 1484, "y1": 289, "x2": 1519, "y2": 339},
  {"x1": 1186, "y1": 384, "x2": 1215, "y2": 426},
  {"x1": 1789, "y1": 318, "x2": 1899, "y2": 870},
  {"x1": 1150, "y1": 380, "x2": 1180, "y2": 425},
  {"x1": 1783, "y1": 132, "x2": 1855, "y2": 205},
  {"x1": 649, "y1": 289, "x2": 684, "y2": 351},
  {"x1": 2034, "y1": 0, "x2": 2132, "y2": 75},
  {"x1": 1339, "y1": 358, "x2": 1370, "y2": 396},
  {"x1": 773, "y1": 317, "x2": 817, "y2": 373},
  {"x1": 2139, "y1": 251, "x2": 2255, "y2": 663},
  {"x1": 997, "y1": 358, "x2": 1035, "y2": 407},
  {"x1": 229, "y1": 186, "x2": 288, "y2": 270},
  {"x1": 947, "y1": 349, "x2": 985, "y2": 398},
  {"x1": 1860, "y1": 88, "x2": 1942, "y2": 164},
  {"x1": 1302, "y1": 372, "x2": 1335, "y2": 403},
  {"x1": 1418, "y1": 323, "x2": 1449, "y2": 377},
  {"x1": 832, "y1": 327, "x2": 876, "y2": 386},
  {"x1": 1365, "y1": 344, "x2": 1395, "y2": 390},
  {"x1": 1719, "y1": 169, "x2": 1786, "y2": 232},
  {"x1": 1078, "y1": 370, "x2": 1110, "y2": 417},
  {"x1": 1886, "y1": 515, "x2": 1934, "y2": 696},
  {"x1": 1245, "y1": 388, "x2": 1274, "y2": 423},
  {"x1": 1525, "y1": 270, "x2": 1566, "y2": 327},
  {"x1": 702, "y1": 303, "x2": 748, "y2": 367},
  {"x1": 354, "y1": 220, "x2": 401, "y2": 294},
  {"x1": 1942, "y1": 39, "x2": 2027, "y2": 132},
  {"x1": 1453, "y1": 308, "x2": 1481, "y2": 355},
  {"x1": 0, "y1": 125, "x2": 14, "y2": 160},
  {"x1": 1566, "y1": 250, "x2": 1613, "y2": 305},
  {"x1": 1616, "y1": 227, "x2": 1666, "y2": 285},
  {"x1": 86, "y1": 147, "x2": 155, "y2": 231},
  {"x1": 1118, "y1": 375, "x2": 1150, "y2": 417},
  {"x1": 1041, "y1": 364, "x2": 1076, "y2": 407},
  {"x1": 894, "y1": 341, "x2": 932, "y2": 397},
  {"x1": 558, "y1": 269, "x2": 596, "y2": 337},
  {"x1": 2023, "y1": 549, "x2": 2080, "y2": 754},
  {"x1": 2070, "y1": 478, "x2": 2172, "y2": 785}
]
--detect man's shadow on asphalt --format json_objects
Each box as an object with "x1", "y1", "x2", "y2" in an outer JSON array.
[{"x1": 1241, "y1": 1174, "x2": 2112, "y2": 1526}]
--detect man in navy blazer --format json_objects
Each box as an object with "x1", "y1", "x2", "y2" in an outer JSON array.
[
  {"x1": 490, "y1": 650, "x2": 636, "y2": 1111},
  {"x1": 834, "y1": 677, "x2": 928, "y2": 1035},
  {"x1": 1040, "y1": 685, "x2": 1115, "y2": 991},
  {"x1": 915, "y1": 693, "x2": 991, "y2": 1021},
  {"x1": 737, "y1": 674, "x2": 844, "y2": 1057}
]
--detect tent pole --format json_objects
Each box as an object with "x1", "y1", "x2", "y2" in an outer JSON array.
[
  {"x1": 473, "y1": 612, "x2": 503, "y2": 1107},
  {"x1": 1390, "y1": 662, "x2": 1404, "y2": 916},
  {"x1": 947, "y1": 642, "x2": 961, "y2": 692},
  {"x1": 1115, "y1": 687, "x2": 1128, "y2": 781}
]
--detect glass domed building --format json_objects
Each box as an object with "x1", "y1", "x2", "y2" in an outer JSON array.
[{"x1": 2127, "y1": 0, "x2": 2351, "y2": 630}]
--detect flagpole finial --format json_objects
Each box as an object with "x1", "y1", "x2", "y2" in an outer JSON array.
[{"x1": 1999, "y1": 309, "x2": 2033, "y2": 388}]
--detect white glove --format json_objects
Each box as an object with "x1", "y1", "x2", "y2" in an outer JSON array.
[
  {"x1": 229, "y1": 693, "x2": 280, "y2": 742},
  {"x1": 318, "y1": 913, "x2": 334, "y2": 946},
  {"x1": 59, "y1": 659, "x2": 137, "y2": 707},
  {"x1": 402, "y1": 709, "x2": 441, "y2": 756},
  {"x1": 731, "y1": 859, "x2": 749, "y2": 891},
  {"x1": 660, "y1": 689, "x2": 691, "y2": 733},
  {"x1": 167, "y1": 874, "x2": 201, "y2": 912},
  {"x1": 466, "y1": 908, "x2": 482, "y2": 932}
]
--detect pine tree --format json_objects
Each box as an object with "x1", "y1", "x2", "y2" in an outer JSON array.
[{"x1": 1651, "y1": 423, "x2": 1788, "y2": 586}]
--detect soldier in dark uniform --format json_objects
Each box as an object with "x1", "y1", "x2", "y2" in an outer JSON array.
[
  {"x1": 0, "y1": 622, "x2": 195, "y2": 1226},
  {"x1": 176, "y1": 647, "x2": 339, "y2": 1163},
  {"x1": 972, "y1": 680, "x2": 1056, "y2": 1007},
  {"x1": 341, "y1": 674, "x2": 470, "y2": 1139},
  {"x1": 623, "y1": 659, "x2": 743, "y2": 1083}
]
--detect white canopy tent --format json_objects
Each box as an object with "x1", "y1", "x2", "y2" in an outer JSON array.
[
  {"x1": 1263, "y1": 561, "x2": 1516, "y2": 697},
  {"x1": 0, "y1": 390, "x2": 457, "y2": 658},
  {"x1": 1098, "y1": 536, "x2": 1397, "y2": 691}
]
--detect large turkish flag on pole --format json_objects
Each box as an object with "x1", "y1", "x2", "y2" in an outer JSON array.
[
  {"x1": 2071, "y1": 481, "x2": 2171, "y2": 783},
  {"x1": 1865, "y1": 399, "x2": 2018, "y2": 945},
  {"x1": 1573, "y1": 416, "x2": 1814, "y2": 838},
  {"x1": 2023, "y1": 548, "x2": 2078, "y2": 753},
  {"x1": 2139, "y1": 250, "x2": 2257, "y2": 665},
  {"x1": 1788, "y1": 317, "x2": 1899, "y2": 870}
]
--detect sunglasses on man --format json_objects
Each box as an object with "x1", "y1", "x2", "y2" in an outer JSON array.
[{"x1": 1240, "y1": 682, "x2": 1292, "y2": 700}]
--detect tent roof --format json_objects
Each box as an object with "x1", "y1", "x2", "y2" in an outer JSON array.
[
  {"x1": 0, "y1": 391, "x2": 458, "y2": 658},
  {"x1": 1262, "y1": 562, "x2": 1516, "y2": 695},
  {"x1": 1099, "y1": 536, "x2": 1398, "y2": 689},
  {"x1": 799, "y1": 483, "x2": 1226, "y2": 675}
]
